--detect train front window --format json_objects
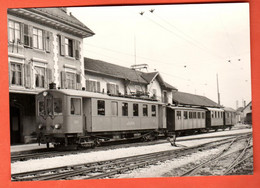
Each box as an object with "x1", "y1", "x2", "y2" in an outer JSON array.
[
  {"x1": 38, "y1": 101, "x2": 45, "y2": 116},
  {"x1": 71, "y1": 98, "x2": 81, "y2": 115},
  {"x1": 47, "y1": 98, "x2": 53, "y2": 116},
  {"x1": 54, "y1": 98, "x2": 62, "y2": 115}
]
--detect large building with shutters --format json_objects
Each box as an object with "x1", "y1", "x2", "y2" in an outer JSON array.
[{"x1": 8, "y1": 8, "x2": 94, "y2": 144}]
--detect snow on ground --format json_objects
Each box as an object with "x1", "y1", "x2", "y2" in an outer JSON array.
[{"x1": 11, "y1": 128, "x2": 252, "y2": 174}]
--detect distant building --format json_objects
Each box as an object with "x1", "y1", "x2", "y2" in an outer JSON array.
[
  {"x1": 84, "y1": 57, "x2": 177, "y2": 104},
  {"x1": 8, "y1": 8, "x2": 94, "y2": 144},
  {"x1": 172, "y1": 91, "x2": 222, "y2": 107}
]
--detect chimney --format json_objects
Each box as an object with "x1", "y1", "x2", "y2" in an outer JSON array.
[{"x1": 244, "y1": 100, "x2": 246, "y2": 107}]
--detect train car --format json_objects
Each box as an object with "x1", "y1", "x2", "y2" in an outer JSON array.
[
  {"x1": 223, "y1": 107, "x2": 236, "y2": 129},
  {"x1": 36, "y1": 88, "x2": 166, "y2": 148},
  {"x1": 166, "y1": 106, "x2": 207, "y2": 135},
  {"x1": 205, "y1": 107, "x2": 225, "y2": 131}
]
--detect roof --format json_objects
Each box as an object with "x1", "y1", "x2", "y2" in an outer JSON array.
[
  {"x1": 141, "y1": 72, "x2": 158, "y2": 83},
  {"x1": 8, "y1": 8, "x2": 95, "y2": 38},
  {"x1": 84, "y1": 58, "x2": 153, "y2": 84},
  {"x1": 84, "y1": 57, "x2": 178, "y2": 90},
  {"x1": 242, "y1": 101, "x2": 252, "y2": 112},
  {"x1": 172, "y1": 91, "x2": 221, "y2": 107}
]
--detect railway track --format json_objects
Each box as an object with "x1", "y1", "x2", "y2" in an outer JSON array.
[
  {"x1": 11, "y1": 131, "x2": 251, "y2": 162},
  {"x1": 11, "y1": 133, "x2": 251, "y2": 181},
  {"x1": 179, "y1": 134, "x2": 253, "y2": 176}
]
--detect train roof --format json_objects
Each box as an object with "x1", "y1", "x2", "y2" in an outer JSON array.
[
  {"x1": 223, "y1": 107, "x2": 236, "y2": 112},
  {"x1": 40, "y1": 89, "x2": 164, "y2": 104},
  {"x1": 205, "y1": 107, "x2": 224, "y2": 112},
  {"x1": 167, "y1": 106, "x2": 206, "y2": 111}
]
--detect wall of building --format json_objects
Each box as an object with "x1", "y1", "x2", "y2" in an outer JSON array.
[{"x1": 147, "y1": 78, "x2": 162, "y2": 101}]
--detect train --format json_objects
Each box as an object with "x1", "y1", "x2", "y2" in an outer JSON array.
[{"x1": 36, "y1": 88, "x2": 236, "y2": 149}]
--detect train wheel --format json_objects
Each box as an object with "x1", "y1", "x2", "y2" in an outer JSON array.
[
  {"x1": 46, "y1": 142, "x2": 50, "y2": 149},
  {"x1": 214, "y1": 129, "x2": 218, "y2": 132}
]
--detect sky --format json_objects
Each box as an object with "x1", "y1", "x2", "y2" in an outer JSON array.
[{"x1": 68, "y1": 3, "x2": 251, "y2": 109}]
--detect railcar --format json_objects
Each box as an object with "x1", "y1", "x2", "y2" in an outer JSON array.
[
  {"x1": 205, "y1": 107, "x2": 225, "y2": 131},
  {"x1": 223, "y1": 107, "x2": 236, "y2": 129},
  {"x1": 36, "y1": 88, "x2": 166, "y2": 148},
  {"x1": 166, "y1": 106, "x2": 207, "y2": 135}
]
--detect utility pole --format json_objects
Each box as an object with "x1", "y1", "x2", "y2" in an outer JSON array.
[{"x1": 217, "y1": 74, "x2": 220, "y2": 105}]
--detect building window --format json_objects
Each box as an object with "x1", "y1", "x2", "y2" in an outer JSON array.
[
  {"x1": 8, "y1": 20, "x2": 21, "y2": 43},
  {"x1": 71, "y1": 98, "x2": 81, "y2": 115},
  {"x1": 133, "y1": 103, "x2": 139, "y2": 116},
  {"x1": 151, "y1": 105, "x2": 156, "y2": 117},
  {"x1": 11, "y1": 63, "x2": 22, "y2": 86},
  {"x1": 177, "y1": 111, "x2": 181, "y2": 120},
  {"x1": 111, "y1": 101, "x2": 118, "y2": 116},
  {"x1": 33, "y1": 28, "x2": 43, "y2": 50},
  {"x1": 107, "y1": 83, "x2": 119, "y2": 95},
  {"x1": 122, "y1": 103, "x2": 128, "y2": 116},
  {"x1": 86, "y1": 80, "x2": 100, "y2": 92},
  {"x1": 35, "y1": 66, "x2": 45, "y2": 88},
  {"x1": 184, "y1": 111, "x2": 188, "y2": 119},
  {"x1": 143, "y1": 104, "x2": 148, "y2": 116},
  {"x1": 65, "y1": 38, "x2": 73, "y2": 57},
  {"x1": 97, "y1": 100, "x2": 105, "y2": 115},
  {"x1": 66, "y1": 72, "x2": 76, "y2": 89}
]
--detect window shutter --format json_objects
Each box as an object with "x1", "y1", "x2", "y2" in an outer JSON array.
[
  {"x1": 76, "y1": 73, "x2": 81, "y2": 90},
  {"x1": 116, "y1": 85, "x2": 119, "y2": 94},
  {"x1": 45, "y1": 68, "x2": 52, "y2": 89},
  {"x1": 23, "y1": 24, "x2": 29, "y2": 47},
  {"x1": 24, "y1": 64, "x2": 31, "y2": 88},
  {"x1": 97, "y1": 82, "x2": 100, "y2": 92},
  {"x1": 86, "y1": 80, "x2": 90, "y2": 91},
  {"x1": 60, "y1": 35, "x2": 65, "y2": 56},
  {"x1": 28, "y1": 25, "x2": 33, "y2": 48},
  {"x1": 107, "y1": 83, "x2": 110, "y2": 94},
  {"x1": 20, "y1": 23, "x2": 24, "y2": 45},
  {"x1": 45, "y1": 31, "x2": 50, "y2": 52},
  {"x1": 60, "y1": 71, "x2": 66, "y2": 89},
  {"x1": 75, "y1": 41, "x2": 80, "y2": 60},
  {"x1": 72, "y1": 40, "x2": 76, "y2": 58}
]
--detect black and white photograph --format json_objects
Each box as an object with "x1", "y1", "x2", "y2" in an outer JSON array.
[{"x1": 8, "y1": 3, "x2": 252, "y2": 181}]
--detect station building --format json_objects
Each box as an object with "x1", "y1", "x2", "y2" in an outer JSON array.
[
  {"x1": 84, "y1": 57, "x2": 177, "y2": 104},
  {"x1": 8, "y1": 8, "x2": 94, "y2": 144}
]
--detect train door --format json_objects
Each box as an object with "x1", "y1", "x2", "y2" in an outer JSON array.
[
  {"x1": 83, "y1": 98, "x2": 92, "y2": 132},
  {"x1": 10, "y1": 106, "x2": 22, "y2": 144},
  {"x1": 175, "y1": 110, "x2": 182, "y2": 131}
]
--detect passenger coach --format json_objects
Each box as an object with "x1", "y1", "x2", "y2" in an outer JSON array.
[{"x1": 36, "y1": 88, "x2": 166, "y2": 148}]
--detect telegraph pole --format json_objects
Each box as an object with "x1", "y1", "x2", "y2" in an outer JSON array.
[{"x1": 217, "y1": 74, "x2": 220, "y2": 105}]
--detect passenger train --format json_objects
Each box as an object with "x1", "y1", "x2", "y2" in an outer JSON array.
[{"x1": 36, "y1": 87, "x2": 236, "y2": 149}]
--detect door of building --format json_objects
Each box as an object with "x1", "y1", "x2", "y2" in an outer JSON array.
[{"x1": 10, "y1": 106, "x2": 21, "y2": 144}]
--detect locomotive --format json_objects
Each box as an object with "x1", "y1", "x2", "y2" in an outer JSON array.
[{"x1": 36, "y1": 88, "x2": 236, "y2": 149}]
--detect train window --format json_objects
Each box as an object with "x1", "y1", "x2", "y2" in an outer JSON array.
[
  {"x1": 38, "y1": 100, "x2": 45, "y2": 116},
  {"x1": 54, "y1": 98, "x2": 62, "y2": 115},
  {"x1": 47, "y1": 98, "x2": 53, "y2": 116},
  {"x1": 133, "y1": 103, "x2": 139, "y2": 116},
  {"x1": 198, "y1": 112, "x2": 201, "y2": 119},
  {"x1": 151, "y1": 105, "x2": 156, "y2": 117},
  {"x1": 189, "y1": 112, "x2": 192, "y2": 119},
  {"x1": 218, "y1": 112, "x2": 220, "y2": 118},
  {"x1": 143, "y1": 104, "x2": 148, "y2": 116},
  {"x1": 111, "y1": 101, "x2": 118, "y2": 116},
  {"x1": 193, "y1": 112, "x2": 196, "y2": 118},
  {"x1": 177, "y1": 111, "x2": 181, "y2": 120},
  {"x1": 184, "y1": 111, "x2": 188, "y2": 119},
  {"x1": 211, "y1": 111, "x2": 214, "y2": 118},
  {"x1": 202, "y1": 112, "x2": 205, "y2": 119},
  {"x1": 122, "y1": 103, "x2": 128, "y2": 116},
  {"x1": 71, "y1": 98, "x2": 81, "y2": 115},
  {"x1": 97, "y1": 100, "x2": 105, "y2": 115},
  {"x1": 215, "y1": 111, "x2": 217, "y2": 118}
]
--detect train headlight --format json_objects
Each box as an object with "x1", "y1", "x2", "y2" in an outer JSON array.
[
  {"x1": 54, "y1": 124, "x2": 61, "y2": 129},
  {"x1": 38, "y1": 124, "x2": 44, "y2": 130}
]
